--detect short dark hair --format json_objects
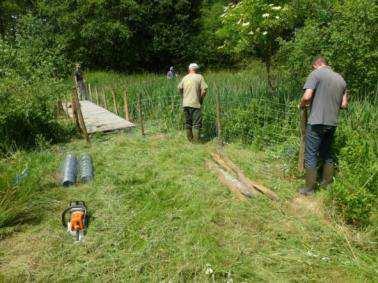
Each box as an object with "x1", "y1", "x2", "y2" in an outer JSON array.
[{"x1": 312, "y1": 56, "x2": 327, "y2": 66}]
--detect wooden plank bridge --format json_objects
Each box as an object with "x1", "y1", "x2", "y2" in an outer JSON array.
[{"x1": 63, "y1": 100, "x2": 135, "y2": 134}]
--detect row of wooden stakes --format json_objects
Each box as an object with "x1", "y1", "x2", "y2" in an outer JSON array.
[
  {"x1": 85, "y1": 83, "x2": 134, "y2": 122},
  {"x1": 85, "y1": 83, "x2": 146, "y2": 136},
  {"x1": 206, "y1": 151, "x2": 278, "y2": 201}
]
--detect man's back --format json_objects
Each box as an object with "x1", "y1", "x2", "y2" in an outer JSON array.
[
  {"x1": 304, "y1": 66, "x2": 346, "y2": 126},
  {"x1": 178, "y1": 73, "x2": 207, "y2": 108}
]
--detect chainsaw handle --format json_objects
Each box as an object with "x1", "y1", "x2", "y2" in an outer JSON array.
[{"x1": 61, "y1": 207, "x2": 72, "y2": 227}]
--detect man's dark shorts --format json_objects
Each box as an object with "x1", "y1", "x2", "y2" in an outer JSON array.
[
  {"x1": 305, "y1": 124, "x2": 336, "y2": 169},
  {"x1": 183, "y1": 107, "x2": 202, "y2": 129}
]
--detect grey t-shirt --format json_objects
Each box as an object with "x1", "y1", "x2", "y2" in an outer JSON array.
[{"x1": 303, "y1": 66, "x2": 346, "y2": 126}]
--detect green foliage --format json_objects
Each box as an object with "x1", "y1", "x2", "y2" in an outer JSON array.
[
  {"x1": 0, "y1": 150, "x2": 60, "y2": 233},
  {"x1": 87, "y1": 70, "x2": 377, "y2": 227},
  {"x1": 279, "y1": 0, "x2": 378, "y2": 94},
  {"x1": 1, "y1": 132, "x2": 378, "y2": 280},
  {"x1": 0, "y1": 15, "x2": 72, "y2": 152},
  {"x1": 217, "y1": 1, "x2": 295, "y2": 59},
  {"x1": 33, "y1": 0, "x2": 204, "y2": 71},
  {"x1": 328, "y1": 100, "x2": 378, "y2": 226}
]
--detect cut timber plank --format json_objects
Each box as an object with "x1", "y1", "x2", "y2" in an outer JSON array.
[
  {"x1": 206, "y1": 160, "x2": 252, "y2": 201},
  {"x1": 63, "y1": 100, "x2": 135, "y2": 134},
  {"x1": 213, "y1": 151, "x2": 279, "y2": 201}
]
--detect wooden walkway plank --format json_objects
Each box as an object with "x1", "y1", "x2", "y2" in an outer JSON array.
[{"x1": 63, "y1": 100, "x2": 135, "y2": 134}]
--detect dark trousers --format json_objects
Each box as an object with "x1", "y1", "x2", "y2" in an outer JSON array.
[
  {"x1": 77, "y1": 80, "x2": 87, "y2": 100},
  {"x1": 183, "y1": 107, "x2": 202, "y2": 129},
  {"x1": 305, "y1": 124, "x2": 336, "y2": 169}
]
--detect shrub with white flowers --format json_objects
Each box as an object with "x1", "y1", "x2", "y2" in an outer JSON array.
[{"x1": 216, "y1": 1, "x2": 296, "y2": 92}]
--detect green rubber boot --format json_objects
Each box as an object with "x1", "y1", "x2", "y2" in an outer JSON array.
[
  {"x1": 320, "y1": 164, "x2": 334, "y2": 187},
  {"x1": 192, "y1": 128, "x2": 200, "y2": 143},
  {"x1": 186, "y1": 128, "x2": 193, "y2": 142},
  {"x1": 298, "y1": 168, "x2": 317, "y2": 196}
]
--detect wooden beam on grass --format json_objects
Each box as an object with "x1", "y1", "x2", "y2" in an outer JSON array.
[
  {"x1": 213, "y1": 151, "x2": 278, "y2": 201},
  {"x1": 206, "y1": 160, "x2": 252, "y2": 201}
]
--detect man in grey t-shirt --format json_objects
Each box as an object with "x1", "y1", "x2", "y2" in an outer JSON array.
[{"x1": 299, "y1": 56, "x2": 348, "y2": 196}]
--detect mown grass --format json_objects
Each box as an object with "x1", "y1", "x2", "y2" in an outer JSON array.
[
  {"x1": 83, "y1": 69, "x2": 377, "y2": 225},
  {"x1": 1, "y1": 68, "x2": 377, "y2": 281},
  {"x1": 0, "y1": 130, "x2": 377, "y2": 281}
]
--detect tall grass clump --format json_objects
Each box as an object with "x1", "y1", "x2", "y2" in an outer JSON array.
[{"x1": 0, "y1": 149, "x2": 59, "y2": 236}]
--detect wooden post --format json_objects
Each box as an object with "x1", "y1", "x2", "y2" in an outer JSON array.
[
  {"x1": 102, "y1": 88, "x2": 108, "y2": 109},
  {"x1": 88, "y1": 83, "x2": 93, "y2": 102},
  {"x1": 123, "y1": 89, "x2": 131, "y2": 121},
  {"x1": 72, "y1": 87, "x2": 91, "y2": 144},
  {"x1": 111, "y1": 88, "x2": 119, "y2": 115},
  {"x1": 71, "y1": 88, "x2": 81, "y2": 131},
  {"x1": 298, "y1": 107, "x2": 308, "y2": 172},
  {"x1": 137, "y1": 92, "x2": 145, "y2": 136},
  {"x1": 215, "y1": 90, "x2": 223, "y2": 146},
  {"x1": 95, "y1": 87, "x2": 100, "y2": 105}
]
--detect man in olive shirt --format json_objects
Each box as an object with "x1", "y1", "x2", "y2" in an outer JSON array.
[
  {"x1": 299, "y1": 56, "x2": 348, "y2": 196},
  {"x1": 178, "y1": 63, "x2": 208, "y2": 142}
]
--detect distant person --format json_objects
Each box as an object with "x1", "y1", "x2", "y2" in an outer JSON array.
[
  {"x1": 167, "y1": 66, "x2": 176, "y2": 79},
  {"x1": 299, "y1": 56, "x2": 348, "y2": 196},
  {"x1": 74, "y1": 63, "x2": 87, "y2": 100},
  {"x1": 178, "y1": 63, "x2": 208, "y2": 142}
]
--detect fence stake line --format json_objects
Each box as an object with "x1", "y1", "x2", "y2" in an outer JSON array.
[
  {"x1": 88, "y1": 83, "x2": 92, "y2": 102},
  {"x1": 95, "y1": 87, "x2": 100, "y2": 105},
  {"x1": 111, "y1": 88, "x2": 119, "y2": 115},
  {"x1": 137, "y1": 92, "x2": 145, "y2": 136},
  {"x1": 215, "y1": 90, "x2": 223, "y2": 146},
  {"x1": 102, "y1": 88, "x2": 108, "y2": 109},
  {"x1": 124, "y1": 89, "x2": 131, "y2": 121}
]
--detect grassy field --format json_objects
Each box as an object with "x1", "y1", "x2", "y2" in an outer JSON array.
[
  {"x1": 1, "y1": 129, "x2": 377, "y2": 281},
  {"x1": 1, "y1": 69, "x2": 377, "y2": 281}
]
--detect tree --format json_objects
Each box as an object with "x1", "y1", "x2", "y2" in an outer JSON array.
[
  {"x1": 279, "y1": 0, "x2": 377, "y2": 95},
  {"x1": 217, "y1": 1, "x2": 295, "y2": 93}
]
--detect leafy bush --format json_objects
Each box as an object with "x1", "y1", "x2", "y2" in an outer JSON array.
[
  {"x1": 0, "y1": 15, "x2": 71, "y2": 152},
  {"x1": 329, "y1": 136, "x2": 377, "y2": 226},
  {"x1": 279, "y1": 0, "x2": 378, "y2": 95},
  {"x1": 327, "y1": 100, "x2": 378, "y2": 226}
]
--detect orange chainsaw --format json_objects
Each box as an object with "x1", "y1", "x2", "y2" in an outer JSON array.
[{"x1": 61, "y1": 201, "x2": 88, "y2": 242}]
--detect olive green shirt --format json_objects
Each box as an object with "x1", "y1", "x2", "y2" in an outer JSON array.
[{"x1": 178, "y1": 74, "x2": 208, "y2": 109}]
